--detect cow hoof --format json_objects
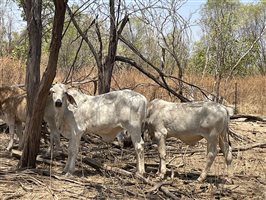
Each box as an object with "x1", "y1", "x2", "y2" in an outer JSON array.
[
  {"x1": 135, "y1": 171, "x2": 145, "y2": 178},
  {"x1": 6, "y1": 146, "x2": 12, "y2": 152},
  {"x1": 63, "y1": 172, "x2": 74, "y2": 178}
]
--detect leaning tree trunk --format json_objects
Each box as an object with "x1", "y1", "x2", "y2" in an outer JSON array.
[
  {"x1": 98, "y1": 62, "x2": 114, "y2": 94},
  {"x1": 18, "y1": 0, "x2": 42, "y2": 153},
  {"x1": 19, "y1": 0, "x2": 67, "y2": 168}
]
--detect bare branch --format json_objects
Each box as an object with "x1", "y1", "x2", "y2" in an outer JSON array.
[
  {"x1": 115, "y1": 55, "x2": 190, "y2": 102},
  {"x1": 63, "y1": 37, "x2": 84, "y2": 83},
  {"x1": 66, "y1": 4, "x2": 102, "y2": 68},
  {"x1": 95, "y1": 18, "x2": 103, "y2": 64},
  {"x1": 117, "y1": 14, "x2": 129, "y2": 37}
]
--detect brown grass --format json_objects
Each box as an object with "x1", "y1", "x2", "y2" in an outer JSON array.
[
  {"x1": 1, "y1": 57, "x2": 265, "y2": 115},
  {"x1": 112, "y1": 69, "x2": 266, "y2": 115}
]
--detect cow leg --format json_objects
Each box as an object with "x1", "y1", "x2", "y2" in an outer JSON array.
[
  {"x1": 6, "y1": 121, "x2": 15, "y2": 151},
  {"x1": 16, "y1": 121, "x2": 24, "y2": 150},
  {"x1": 64, "y1": 133, "x2": 82, "y2": 176},
  {"x1": 46, "y1": 119, "x2": 61, "y2": 156},
  {"x1": 50, "y1": 130, "x2": 61, "y2": 156},
  {"x1": 198, "y1": 136, "x2": 218, "y2": 182},
  {"x1": 155, "y1": 129, "x2": 167, "y2": 179},
  {"x1": 219, "y1": 135, "x2": 233, "y2": 182},
  {"x1": 128, "y1": 126, "x2": 145, "y2": 175}
]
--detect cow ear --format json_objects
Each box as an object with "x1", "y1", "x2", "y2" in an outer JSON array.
[{"x1": 66, "y1": 92, "x2": 77, "y2": 106}]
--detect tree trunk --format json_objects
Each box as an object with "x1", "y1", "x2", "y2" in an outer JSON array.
[
  {"x1": 19, "y1": 0, "x2": 67, "y2": 169},
  {"x1": 98, "y1": 62, "x2": 114, "y2": 94},
  {"x1": 177, "y1": 66, "x2": 183, "y2": 96},
  {"x1": 24, "y1": 0, "x2": 42, "y2": 116},
  {"x1": 213, "y1": 71, "x2": 222, "y2": 103},
  {"x1": 98, "y1": 0, "x2": 117, "y2": 94}
]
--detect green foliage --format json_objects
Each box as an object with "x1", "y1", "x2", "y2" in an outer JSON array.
[
  {"x1": 190, "y1": 0, "x2": 266, "y2": 77},
  {"x1": 10, "y1": 32, "x2": 28, "y2": 59},
  {"x1": 188, "y1": 40, "x2": 207, "y2": 73}
]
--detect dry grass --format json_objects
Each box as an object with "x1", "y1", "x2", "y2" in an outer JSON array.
[
  {"x1": 112, "y1": 69, "x2": 266, "y2": 115},
  {"x1": 0, "y1": 57, "x2": 26, "y2": 86},
  {"x1": 1, "y1": 57, "x2": 265, "y2": 115}
]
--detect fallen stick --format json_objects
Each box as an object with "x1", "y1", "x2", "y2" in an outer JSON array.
[
  {"x1": 134, "y1": 173, "x2": 180, "y2": 200},
  {"x1": 145, "y1": 180, "x2": 173, "y2": 193},
  {"x1": 232, "y1": 142, "x2": 266, "y2": 152},
  {"x1": 229, "y1": 128, "x2": 253, "y2": 142},
  {"x1": 174, "y1": 142, "x2": 266, "y2": 154}
]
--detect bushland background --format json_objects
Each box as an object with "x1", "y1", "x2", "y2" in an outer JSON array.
[{"x1": 0, "y1": 0, "x2": 265, "y2": 199}]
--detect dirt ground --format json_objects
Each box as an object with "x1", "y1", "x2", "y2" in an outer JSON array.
[{"x1": 0, "y1": 118, "x2": 265, "y2": 200}]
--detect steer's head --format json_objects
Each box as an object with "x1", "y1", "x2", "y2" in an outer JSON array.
[{"x1": 50, "y1": 83, "x2": 77, "y2": 109}]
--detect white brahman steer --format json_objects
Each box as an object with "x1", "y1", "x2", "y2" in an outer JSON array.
[
  {"x1": 50, "y1": 83, "x2": 147, "y2": 176},
  {"x1": 145, "y1": 99, "x2": 232, "y2": 182}
]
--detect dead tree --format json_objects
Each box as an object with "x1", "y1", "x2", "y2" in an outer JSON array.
[
  {"x1": 19, "y1": 0, "x2": 67, "y2": 169},
  {"x1": 67, "y1": 0, "x2": 129, "y2": 94},
  {"x1": 66, "y1": 1, "x2": 211, "y2": 102}
]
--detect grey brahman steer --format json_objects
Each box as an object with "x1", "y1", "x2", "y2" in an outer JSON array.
[{"x1": 145, "y1": 99, "x2": 232, "y2": 182}]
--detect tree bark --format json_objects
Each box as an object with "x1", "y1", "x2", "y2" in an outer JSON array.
[
  {"x1": 24, "y1": 0, "x2": 42, "y2": 116},
  {"x1": 98, "y1": 0, "x2": 117, "y2": 94},
  {"x1": 19, "y1": 0, "x2": 67, "y2": 169}
]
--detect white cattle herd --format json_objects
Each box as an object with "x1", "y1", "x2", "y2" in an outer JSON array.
[{"x1": 0, "y1": 83, "x2": 233, "y2": 182}]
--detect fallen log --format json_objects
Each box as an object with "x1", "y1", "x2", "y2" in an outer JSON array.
[{"x1": 230, "y1": 114, "x2": 266, "y2": 122}]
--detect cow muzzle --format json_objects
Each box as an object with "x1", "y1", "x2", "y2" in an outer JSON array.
[{"x1": 55, "y1": 100, "x2": 63, "y2": 107}]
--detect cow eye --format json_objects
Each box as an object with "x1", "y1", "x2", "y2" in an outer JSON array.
[{"x1": 49, "y1": 90, "x2": 55, "y2": 95}]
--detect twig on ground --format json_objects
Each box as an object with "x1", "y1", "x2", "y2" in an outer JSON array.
[
  {"x1": 145, "y1": 180, "x2": 173, "y2": 193},
  {"x1": 229, "y1": 127, "x2": 253, "y2": 142},
  {"x1": 3, "y1": 194, "x2": 24, "y2": 200},
  {"x1": 19, "y1": 181, "x2": 33, "y2": 192},
  {"x1": 232, "y1": 143, "x2": 266, "y2": 152}
]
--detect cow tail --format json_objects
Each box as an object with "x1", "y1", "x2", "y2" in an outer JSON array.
[
  {"x1": 141, "y1": 99, "x2": 151, "y2": 140},
  {"x1": 225, "y1": 108, "x2": 231, "y2": 147}
]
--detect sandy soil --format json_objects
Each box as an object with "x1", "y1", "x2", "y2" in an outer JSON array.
[{"x1": 0, "y1": 119, "x2": 265, "y2": 199}]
